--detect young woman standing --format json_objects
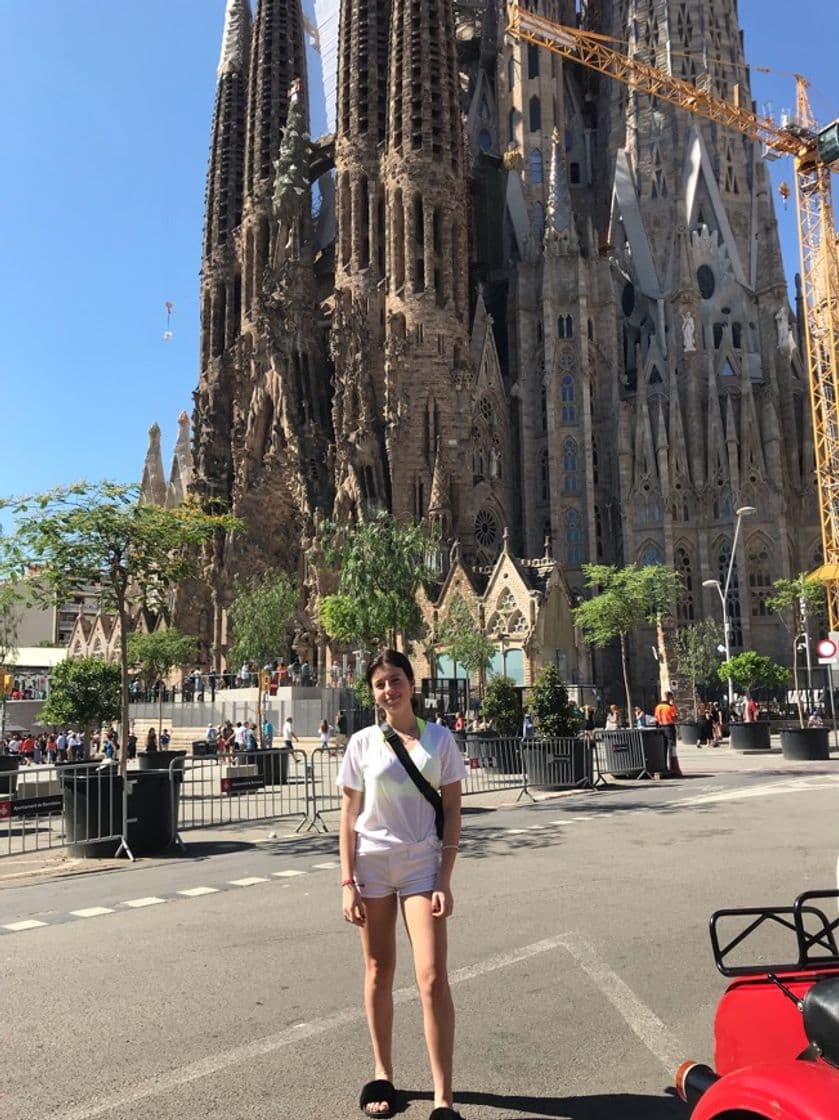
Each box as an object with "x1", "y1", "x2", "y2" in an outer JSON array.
[{"x1": 338, "y1": 649, "x2": 468, "y2": 1120}]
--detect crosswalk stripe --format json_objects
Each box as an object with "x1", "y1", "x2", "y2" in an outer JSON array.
[
  {"x1": 177, "y1": 887, "x2": 220, "y2": 898},
  {"x1": 70, "y1": 907, "x2": 115, "y2": 918},
  {"x1": 3, "y1": 919, "x2": 48, "y2": 931},
  {"x1": 273, "y1": 869, "x2": 306, "y2": 878},
  {"x1": 123, "y1": 897, "x2": 166, "y2": 908},
  {"x1": 228, "y1": 877, "x2": 269, "y2": 887}
]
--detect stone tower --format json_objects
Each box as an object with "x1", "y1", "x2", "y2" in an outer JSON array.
[{"x1": 183, "y1": 0, "x2": 820, "y2": 687}]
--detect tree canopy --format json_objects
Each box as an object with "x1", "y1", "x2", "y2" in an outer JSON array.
[
  {"x1": 718, "y1": 651, "x2": 789, "y2": 696},
  {"x1": 528, "y1": 664, "x2": 579, "y2": 737},
  {"x1": 436, "y1": 594, "x2": 495, "y2": 690},
  {"x1": 0, "y1": 482, "x2": 240, "y2": 774},
  {"x1": 317, "y1": 512, "x2": 437, "y2": 651},
  {"x1": 674, "y1": 619, "x2": 723, "y2": 719},
  {"x1": 574, "y1": 563, "x2": 682, "y2": 717},
  {"x1": 766, "y1": 573, "x2": 827, "y2": 725},
  {"x1": 481, "y1": 675, "x2": 522, "y2": 736},
  {"x1": 227, "y1": 569, "x2": 299, "y2": 669},
  {"x1": 41, "y1": 657, "x2": 121, "y2": 746}
]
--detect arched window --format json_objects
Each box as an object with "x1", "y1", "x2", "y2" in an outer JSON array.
[
  {"x1": 527, "y1": 43, "x2": 539, "y2": 79},
  {"x1": 748, "y1": 540, "x2": 772, "y2": 617},
  {"x1": 718, "y1": 540, "x2": 743, "y2": 647},
  {"x1": 565, "y1": 508, "x2": 584, "y2": 566},
  {"x1": 478, "y1": 129, "x2": 492, "y2": 152},
  {"x1": 675, "y1": 545, "x2": 695, "y2": 622},
  {"x1": 540, "y1": 447, "x2": 550, "y2": 502},
  {"x1": 530, "y1": 148, "x2": 543, "y2": 184},
  {"x1": 560, "y1": 375, "x2": 576, "y2": 422},
  {"x1": 640, "y1": 543, "x2": 663, "y2": 567},
  {"x1": 529, "y1": 96, "x2": 541, "y2": 132},
  {"x1": 562, "y1": 437, "x2": 578, "y2": 492},
  {"x1": 557, "y1": 314, "x2": 574, "y2": 338}
]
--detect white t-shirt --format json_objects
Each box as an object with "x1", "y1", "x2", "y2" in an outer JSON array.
[{"x1": 337, "y1": 720, "x2": 467, "y2": 852}]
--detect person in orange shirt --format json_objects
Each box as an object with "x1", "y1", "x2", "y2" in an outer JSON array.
[{"x1": 654, "y1": 692, "x2": 678, "y2": 772}]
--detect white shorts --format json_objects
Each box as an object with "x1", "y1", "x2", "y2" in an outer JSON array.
[{"x1": 354, "y1": 836, "x2": 442, "y2": 899}]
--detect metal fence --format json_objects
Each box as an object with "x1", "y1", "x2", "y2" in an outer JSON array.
[
  {"x1": 1, "y1": 735, "x2": 603, "y2": 857},
  {"x1": 592, "y1": 729, "x2": 656, "y2": 785},
  {"x1": 0, "y1": 761, "x2": 126, "y2": 859},
  {"x1": 175, "y1": 749, "x2": 311, "y2": 835}
]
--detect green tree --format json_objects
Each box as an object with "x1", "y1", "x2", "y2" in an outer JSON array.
[
  {"x1": 436, "y1": 594, "x2": 495, "y2": 702},
  {"x1": 766, "y1": 573, "x2": 827, "y2": 726},
  {"x1": 674, "y1": 620, "x2": 724, "y2": 720},
  {"x1": 481, "y1": 675, "x2": 522, "y2": 736},
  {"x1": 317, "y1": 512, "x2": 437, "y2": 651},
  {"x1": 574, "y1": 563, "x2": 682, "y2": 719},
  {"x1": 718, "y1": 651, "x2": 789, "y2": 699},
  {"x1": 528, "y1": 664, "x2": 580, "y2": 737},
  {"x1": 41, "y1": 657, "x2": 121, "y2": 755},
  {"x1": 0, "y1": 585, "x2": 20, "y2": 740},
  {"x1": 0, "y1": 482, "x2": 240, "y2": 776},
  {"x1": 227, "y1": 570, "x2": 299, "y2": 737},
  {"x1": 128, "y1": 628, "x2": 198, "y2": 736}
]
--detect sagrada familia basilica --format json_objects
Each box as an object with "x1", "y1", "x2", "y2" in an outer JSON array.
[{"x1": 138, "y1": 0, "x2": 819, "y2": 696}]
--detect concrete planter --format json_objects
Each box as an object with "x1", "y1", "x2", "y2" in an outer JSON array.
[
  {"x1": 137, "y1": 749, "x2": 187, "y2": 771},
  {"x1": 0, "y1": 755, "x2": 21, "y2": 797},
  {"x1": 779, "y1": 727, "x2": 830, "y2": 761},
  {"x1": 730, "y1": 722, "x2": 771, "y2": 751}
]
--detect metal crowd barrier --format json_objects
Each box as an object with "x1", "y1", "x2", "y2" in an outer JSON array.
[
  {"x1": 521, "y1": 737, "x2": 594, "y2": 796},
  {"x1": 0, "y1": 760, "x2": 125, "y2": 859},
  {"x1": 592, "y1": 729, "x2": 653, "y2": 786},
  {"x1": 175, "y1": 749, "x2": 311, "y2": 835},
  {"x1": 461, "y1": 736, "x2": 530, "y2": 800}
]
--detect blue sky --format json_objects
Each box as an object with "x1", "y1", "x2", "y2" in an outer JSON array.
[{"x1": 2, "y1": 0, "x2": 838, "y2": 512}]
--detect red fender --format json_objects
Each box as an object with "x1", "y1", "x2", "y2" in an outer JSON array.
[{"x1": 690, "y1": 1061, "x2": 839, "y2": 1120}]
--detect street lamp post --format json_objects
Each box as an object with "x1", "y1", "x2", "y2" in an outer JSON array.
[{"x1": 703, "y1": 505, "x2": 756, "y2": 713}]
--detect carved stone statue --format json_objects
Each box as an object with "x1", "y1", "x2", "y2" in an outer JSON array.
[{"x1": 681, "y1": 310, "x2": 696, "y2": 353}]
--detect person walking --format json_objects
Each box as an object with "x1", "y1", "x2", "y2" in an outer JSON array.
[
  {"x1": 282, "y1": 715, "x2": 299, "y2": 750},
  {"x1": 145, "y1": 727, "x2": 158, "y2": 753},
  {"x1": 654, "y1": 692, "x2": 679, "y2": 774},
  {"x1": 338, "y1": 649, "x2": 468, "y2": 1120}
]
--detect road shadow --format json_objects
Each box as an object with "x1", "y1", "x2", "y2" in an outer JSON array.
[{"x1": 402, "y1": 1087, "x2": 686, "y2": 1118}]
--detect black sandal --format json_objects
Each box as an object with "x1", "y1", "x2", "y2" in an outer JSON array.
[
  {"x1": 359, "y1": 1079, "x2": 399, "y2": 1118},
  {"x1": 429, "y1": 1110, "x2": 464, "y2": 1120}
]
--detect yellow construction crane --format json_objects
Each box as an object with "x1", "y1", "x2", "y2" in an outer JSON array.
[{"x1": 508, "y1": 5, "x2": 839, "y2": 627}]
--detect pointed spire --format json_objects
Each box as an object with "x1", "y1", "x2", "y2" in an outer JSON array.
[
  {"x1": 428, "y1": 437, "x2": 449, "y2": 520},
  {"x1": 140, "y1": 423, "x2": 167, "y2": 507},
  {"x1": 218, "y1": 0, "x2": 252, "y2": 78},
  {"x1": 544, "y1": 128, "x2": 573, "y2": 248},
  {"x1": 167, "y1": 411, "x2": 193, "y2": 507}
]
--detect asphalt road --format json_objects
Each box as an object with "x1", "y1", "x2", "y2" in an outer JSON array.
[{"x1": 3, "y1": 769, "x2": 838, "y2": 1120}]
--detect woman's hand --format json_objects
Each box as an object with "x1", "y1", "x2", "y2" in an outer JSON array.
[
  {"x1": 431, "y1": 885, "x2": 454, "y2": 918},
  {"x1": 342, "y1": 884, "x2": 366, "y2": 926}
]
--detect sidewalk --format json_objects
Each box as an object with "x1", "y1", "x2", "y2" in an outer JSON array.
[{"x1": 2, "y1": 735, "x2": 835, "y2": 887}]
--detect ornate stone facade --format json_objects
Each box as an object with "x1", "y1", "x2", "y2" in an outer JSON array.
[{"x1": 185, "y1": 0, "x2": 818, "y2": 690}]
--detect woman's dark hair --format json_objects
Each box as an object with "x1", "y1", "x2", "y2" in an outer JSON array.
[{"x1": 366, "y1": 648, "x2": 415, "y2": 687}]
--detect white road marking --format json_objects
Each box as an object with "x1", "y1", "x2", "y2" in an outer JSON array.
[
  {"x1": 228, "y1": 876, "x2": 268, "y2": 886},
  {"x1": 44, "y1": 934, "x2": 570, "y2": 1120},
  {"x1": 678, "y1": 778, "x2": 831, "y2": 807},
  {"x1": 558, "y1": 932, "x2": 686, "y2": 1075},
  {"x1": 506, "y1": 828, "x2": 528, "y2": 834},
  {"x1": 272, "y1": 869, "x2": 306, "y2": 878},
  {"x1": 177, "y1": 887, "x2": 220, "y2": 898},
  {"x1": 3, "y1": 919, "x2": 47, "y2": 931},
  {"x1": 311, "y1": 861, "x2": 339, "y2": 869},
  {"x1": 70, "y1": 907, "x2": 115, "y2": 918},
  {"x1": 122, "y1": 897, "x2": 166, "y2": 909}
]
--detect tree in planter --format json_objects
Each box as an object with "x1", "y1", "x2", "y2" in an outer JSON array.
[
  {"x1": 673, "y1": 620, "x2": 724, "y2": 721},
  {"x1": 227, "y1": 570, "x2": 298, "y2": 741},
  {"x1": 718, "y1": 652, "x2": 789, "y2": 711},
  {"x1": 481, "y1": 675, "x2": 522, "y2": 736},
  {"x1": 766, "y1": 574, "x2": 827, "y2": 727},
  {"x1": 0, "y1": 482, "x2": 240, "y2": 778},
  {"x1": 436, "y1": 594, "x2": 495, "y2": 707},
  {"x1": 41, "y1": 657, "x2": 121, "y2": 756},
  {"x1": 317, "y1": 512, "x2": 437, "y2": 651},
  {"x1": 528, "y1": 664, "x2": 580, "y2": 737},
  {"x1": 574, "y1": 564, "x2": 683, "y2": 721},
  {"x1": 128, "y1": 629, "x2": 198, "y2": 738}
]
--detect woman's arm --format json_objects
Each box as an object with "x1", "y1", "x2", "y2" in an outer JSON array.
[
  {"x1": 339, "y1": 786, "x2": 366, "y2": 925},
  {"x1": 432, "y1": 780, "x2": 463, "y2": 917}
]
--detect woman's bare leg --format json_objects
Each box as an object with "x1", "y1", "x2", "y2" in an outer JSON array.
[
  {"x1": 401, "y1": 892, "x2": 455, "y2": 1109},
  {"x1": 359, "y1": 893, "x2": 399, "y2": 1114}
]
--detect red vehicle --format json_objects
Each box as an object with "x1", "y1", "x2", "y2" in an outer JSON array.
[{"x1": 676, "y1": 889, "x2": 839, "y2": 1117}]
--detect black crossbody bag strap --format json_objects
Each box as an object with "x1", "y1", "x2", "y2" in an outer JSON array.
[{"x1": 379, "y1": 720, "x2": 444, "y2": 840}]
